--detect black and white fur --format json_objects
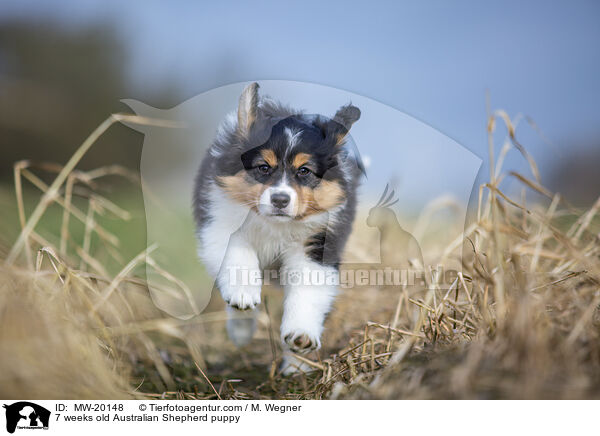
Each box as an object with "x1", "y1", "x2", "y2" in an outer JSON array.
[{"x1": 193, "y1": 83, "x2": 361, "y2": 373}]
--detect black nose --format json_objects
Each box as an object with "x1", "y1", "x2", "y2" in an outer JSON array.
[{"x1": 271, "y1": 192, "x2": 290, "y2": 209}]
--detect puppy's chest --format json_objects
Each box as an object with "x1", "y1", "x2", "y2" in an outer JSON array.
[{"x1": 241, "y1": 218, "x2": 313, "y2": 266}]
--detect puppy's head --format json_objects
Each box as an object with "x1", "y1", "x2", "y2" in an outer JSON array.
[{"x1": 217, "y1": 83, "x2": 360, "y2": 221}]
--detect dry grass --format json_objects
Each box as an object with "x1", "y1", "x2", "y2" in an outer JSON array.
[{"x1": 1, "y1": 110, "x2": 600, "y2": 399}]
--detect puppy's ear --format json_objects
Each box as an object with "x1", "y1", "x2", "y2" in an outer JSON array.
[
  {"x1": 237, "y1": 82, "x2": 259, "y2": 136},
  {"x1": 333, "y1": 104, "x2": 361, "y2": 130},
  {"x1": 326, "y1": 104, "x2": 361, "y2": 146}
]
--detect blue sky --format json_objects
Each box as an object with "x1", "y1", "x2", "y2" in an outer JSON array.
[{"x1": 2, "y1": 0, "x2": 600, "y2": 185}]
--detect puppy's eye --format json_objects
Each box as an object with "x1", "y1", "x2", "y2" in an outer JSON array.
[
  {"x1": 258, "y1": 164, "x2": 270, "y2": 174},
  {"x1": 297, "y1": 167, "x2": 311, "y2": 177}
]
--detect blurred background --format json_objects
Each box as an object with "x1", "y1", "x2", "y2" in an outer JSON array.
[{"x1": 1, "y1": 0, "x2": 599, "y2": 231}]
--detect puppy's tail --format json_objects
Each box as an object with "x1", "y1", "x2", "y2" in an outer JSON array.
[{"x1": 225, "y1": 305, "x2": 257, "y2": 347}]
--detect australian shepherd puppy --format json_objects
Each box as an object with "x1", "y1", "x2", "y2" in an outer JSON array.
[{"x1": 193, "y1": 83, "x2": 361, "y2": 373}]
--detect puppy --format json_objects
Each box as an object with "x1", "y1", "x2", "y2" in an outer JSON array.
[{"x1": 193, "y1": 83, "x2": 361, "y2": 373}]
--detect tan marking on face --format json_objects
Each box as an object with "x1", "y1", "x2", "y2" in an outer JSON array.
[
  {"x1": 295, "y1": 180, "x2": 345, "y2": 219},
  {"x1": 217, "y1": 171, "x2": 265, "y2": 210},
  {"x1": 260, "y1": 149, "x2": 278, "y2": 167},
  {"x1": 292, "y1": 152, "x2": 312, "y2": 169},
  {"x1": 314, "y1": 180, "x2": 345, "y2": 210}
]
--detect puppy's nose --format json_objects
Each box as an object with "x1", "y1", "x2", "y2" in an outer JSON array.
[{"x1": 271, "y1": 192, "x2": 290, "y2": 209}]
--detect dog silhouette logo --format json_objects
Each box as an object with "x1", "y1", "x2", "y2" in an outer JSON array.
[{"x1": 2, "y1": 402, "x2": 50, "y2": 433}]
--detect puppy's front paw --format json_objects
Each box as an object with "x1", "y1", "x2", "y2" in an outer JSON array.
[
  {"x1": 283, "y1": 329, "x2": 321, "y2": 354},
  {"x1": 221, "y1": 286, "x2": 261, "y2": 310}
]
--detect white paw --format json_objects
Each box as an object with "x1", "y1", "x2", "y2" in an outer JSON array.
[
  {"x1": 221, "y1": 285, "x2": 261, "y2": 310},
  {"x1": 282, "y1": 328, "x2": 321, "y2": 354}
]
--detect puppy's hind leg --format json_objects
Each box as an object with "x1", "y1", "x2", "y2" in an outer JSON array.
[
  {"x1": 280, "y1": 351, "x2": 318, "y2": 376},
  {"x1": 225, "y1": 305, "x2": 258, "y2": 347}
]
